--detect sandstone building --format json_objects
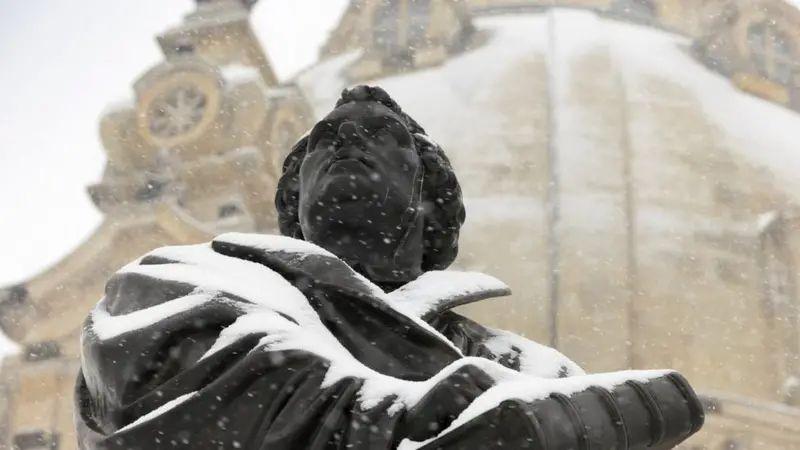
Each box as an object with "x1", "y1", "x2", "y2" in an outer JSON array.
[
  {"x1": 0, "y1": 1, "x2": 312, "y2": 448},
  {"x1": 2, "y1": 0, "x2": 800, "y2": 448}
]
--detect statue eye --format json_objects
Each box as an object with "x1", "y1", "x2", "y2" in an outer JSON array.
[{"x1": 385, "y1": 122, "x2": 412, "y2": 147}]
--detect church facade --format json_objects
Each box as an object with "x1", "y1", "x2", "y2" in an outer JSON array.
[
  {"x1": 2, "y1": 0, "x2": 800, "y2": 448},
  {"x1": 0, "y1": 1, "x2": 312, "y2": 448}
]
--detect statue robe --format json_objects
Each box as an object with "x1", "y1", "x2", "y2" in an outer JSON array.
[{"x1": 74, "y1": 233, "x2": 703, "y2": 450}]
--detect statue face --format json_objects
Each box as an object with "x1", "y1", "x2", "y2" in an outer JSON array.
[{"x1": 297, "y1": 100, "x2": 424, "y2": 283}]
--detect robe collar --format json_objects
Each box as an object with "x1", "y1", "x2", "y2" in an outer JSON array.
[
  {"x1": 386, "y1": 270, "x2": 511, "y2": 321},
  {"x1": 212, "y1": 232, "x2": 511, "y2": 321}
]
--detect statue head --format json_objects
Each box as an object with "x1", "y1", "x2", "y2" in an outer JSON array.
[{"x1": 275, "y1": 85, "x2": 465, "y2": 288}]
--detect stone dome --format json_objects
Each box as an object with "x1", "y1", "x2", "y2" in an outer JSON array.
[{"x1": 297, "y1": 9, "x2": 800, "y2": 438}]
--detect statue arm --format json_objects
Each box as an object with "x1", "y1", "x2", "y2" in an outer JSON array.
[
  {"x1": 404, "y1": 367, "x2": 705, "y2": 450},
  {"x1": 428, "y1": 311, "x2": 584, "y2": 378},
  {"x1": 76, "y1": 238, "x2": 703, "y2": 449},
  {"x1": 382, "y1": 269, "x2": 583, "y2": 378},
  {"x1": 207, "y1": 235, "x2": 704, "y2": 448}
]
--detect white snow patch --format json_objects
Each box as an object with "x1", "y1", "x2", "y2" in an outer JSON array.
[
  {"x1": 297, "y1": 14, "x2": 550, "y2": 140},
  {"x1": 0, "y1": 329, "x2": 19, "y2": 362},
  {"x1": 92, "y1": 291, "x2": 216, "y2": 340},
  {"x1": 783, "y1": 0, "x2": 800, "y2": 11},
  {"x1": 546, "y1": 9, "x2": 604, "y2": 90},
  {"x1": 598, "y1": 17, "x2": 800, "y2": 203},
  {"x1": 374, "y1": 14, "x2": 549, "y2": 165},
  {"x1": 758, "y1": 210, "x2": 779, "y2": 232},
  {"x1": 399, "y1": 369, "x2": 671, "y2": 450},
  {"x1": 784, "y1": 375, "x2": 800, "y2": 391},
  {"x1": 483, "y1": 328, "x2": 585, "y2": 378},
  {"x1": 200, "y1": 309, "x2": 298, "y2": 361},
  {"x1": 388, "y1": 270, "x2": 509, "y2": 318},
  {"x1": 216, "y1": 232, "x2": 336, "y2": 258},
  {"x1": 119, "y1": 242, "x2": 319, "y2": 325},
  {"x1": 214, "y1": 233, "x2": 388, "y2": 299},
  {"x1": 295, "y1": 50, "x2": 362, "y2": 117},
  {"x1": 117, "y1": 391, "x2": 197, "y2": 433},
  {"x1": 219, "y1": 64, "x2": 260, "y2": 85}
]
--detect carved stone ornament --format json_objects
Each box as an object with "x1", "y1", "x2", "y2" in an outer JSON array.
[{"x1": 135, "y1": 63, "x2": 222, "y2": 148}]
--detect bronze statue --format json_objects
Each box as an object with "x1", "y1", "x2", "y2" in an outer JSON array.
[
  {"x1": 75, "y1": 86, "x2": 703, "y2": 449},
  {"x1": 277, "y1": 85, "x2": 464, "y2": 288}
]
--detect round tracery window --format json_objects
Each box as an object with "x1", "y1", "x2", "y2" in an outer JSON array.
[{"x1": 147, "y1": 84, "x2": 208, "y2": 139}]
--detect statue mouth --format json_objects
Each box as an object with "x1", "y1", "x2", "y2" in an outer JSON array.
[{"x1": 326, "y1": 153, "x2": 375, "y2": 174}]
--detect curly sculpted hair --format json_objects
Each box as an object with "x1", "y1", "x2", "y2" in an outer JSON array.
[{"x1": 274, "y1": 85, "x2": 466, "y2": 271}]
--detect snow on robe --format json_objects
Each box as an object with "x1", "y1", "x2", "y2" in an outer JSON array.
[{"x1": 74, "y1": 233, "x2": 704, "y2": 450}]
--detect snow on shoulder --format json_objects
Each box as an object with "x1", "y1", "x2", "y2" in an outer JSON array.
[
  {"x1": 214, "y1": 232, "x2": 337, "y2": 258},
  {"x1": 388, "y1": 271, "x2": 511, "y2": 318},
  {"x1": 92, "y1": 292, "x2": 215, "y2": 340},
  {"x1": 117, "y1": 391, "x2": 198, "y2": 433}
]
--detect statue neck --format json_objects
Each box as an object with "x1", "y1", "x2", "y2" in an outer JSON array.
[{"x1": 339, "y1": 220, "x2": 425, "y2": 290}]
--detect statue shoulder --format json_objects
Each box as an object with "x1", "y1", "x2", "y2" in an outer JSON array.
[
  {"x1": 211, "y1": 232, "x2": 387, "y2": 299},
  {"x1": 386, "y1": 270, "x2": 511, "y2": 321},
  {"x1": 98, "y1": 234, "x2": 315, "y2": 319},
  {"x1": 211, "y1": 232, "x2": 337, "y2": 260}
]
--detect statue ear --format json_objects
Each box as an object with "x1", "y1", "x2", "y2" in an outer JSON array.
[
  {"x1": 412, "y1": 133, "x2": 465, "y2": 272},
  {"x1": 415, "y1": 133, "x2": 450, "y2": 193}
]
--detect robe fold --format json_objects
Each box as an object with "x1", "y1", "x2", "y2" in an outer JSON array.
[{"x1": 75, "y1": 232, "x2": 703, "y2": 449}]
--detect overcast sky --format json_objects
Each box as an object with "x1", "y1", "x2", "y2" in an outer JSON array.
[{"x1": 0, "y1": 0, "x2": 347, "y2": 287}]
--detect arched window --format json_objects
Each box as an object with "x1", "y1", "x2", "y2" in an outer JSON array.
[
  {"x1": 747, "y1": 22, "x2": 796, "y2": 85},
  {"x1": 747, "y1": 22, "x2": 768, "y2": 75},
  {"x1": 408, "y1": 0, "x2": 432, "y2": 47},
  {"x1": 773, "y1": 32, "x2": 794, "y2": 85},
  {"x1": 373, "y1": 1, "x2": 400, "y2": 53}
]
